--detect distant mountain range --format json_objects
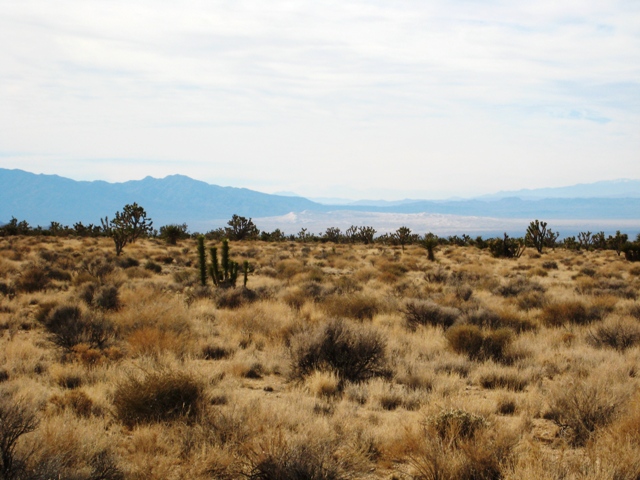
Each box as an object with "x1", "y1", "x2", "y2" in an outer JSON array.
[{"x1": 1, "y1": 168, "x2": 639, "y2": 233}]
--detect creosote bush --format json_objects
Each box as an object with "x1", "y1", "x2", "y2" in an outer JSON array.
[
  {"x1": 290, "y1": 319, "x2": 389, "y2": 384},
  {"x1": 113, "y1": 369, "x2": 204, "y2": 427}
]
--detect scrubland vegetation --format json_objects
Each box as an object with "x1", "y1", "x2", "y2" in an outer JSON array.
[{"x1": 1, "y1": 233, "x2": 640, "y2": 479}]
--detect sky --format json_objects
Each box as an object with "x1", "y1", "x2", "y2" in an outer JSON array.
[{"x1": 1, "y1": 0, "x2": 639, "y2": 200}]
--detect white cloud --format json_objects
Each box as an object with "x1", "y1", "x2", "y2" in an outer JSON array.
[{"x1": 1, "y1": 0, "x2": 639, "y2": 198}]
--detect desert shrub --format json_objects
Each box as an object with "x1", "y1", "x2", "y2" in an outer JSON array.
[
  {"x1": 323, "y1": 293, "x2": 380, "y2": 321},
  {"x1": 464, "y1": 308, "x2": 535, "y2": 333},
  {"x1": 0, "y1": 388, "x2": 39, "y2": 480},
  {"x1": 455, "y1": 285, "x2": 473, "y2": 302},
  {"x1": 246, "y1": 437, "x2": 348, "y2": 480},
  {"x1": 542, "y1": 260, "x2": 558, "y2": 270},
  {"x1": 431, "y1": 409, "x2": 488, "y2": 443},
  {"x1": 116, "y1": 256, "x2": 139, "y2": 269},
  {"x1": 516, "y1": 291, "x2": 547, "y2": 311},
  {"x1": 493, "y1": 276, "x2": 545, "y2": 298},
  {"x1": 0, "y1": 282, "x2": 14, "y2": 298},
  {"x1": 477, "y1": 370, "x2": 528, "y2": 392},
  {"x1": 215, "y1": 287, "x2": 258, "y2": 309},
  {"x1": 81, "y1": 283, "x2": 121, "y2": 311},
  {"x1": 540, "y1": 300, "x2": 602, "y2": 327},
  {"x1": 49, "y1": 390, "x2": 98, "y2": 418},
  {"x1": 446, "y1": 325, "x2": 513, "y2": 362},
  {"x1": 546, "y1": 379, "x2": 628, "y2": 447},
  {"x1": 201, "y1": 344, "x2": 234, "y2": 360},
  {"x1": 587, "y1": 317, "x2": 640, "y2": 351},
  {"x1": 144, "y1": 260, "x2": 162, "y2": 273},
  {"x1": 45, "y1": 267, "x2": 72, "y2": 282},
  {"x1": 403, "y1": 300, "x2": 461, "y2": 330},
  {"x1": 14, "y1": 266, "x2": 50, "y2": 293},
  {"x1": 409, "y1": 409, "x2": 514, "y2": 480},
  {"x1": 113, "y1": 370, "x2": 204, "y2": 427},
  {"x1": 496, "y1": 396, "x2": 517, "y2": 415},
  {"x1": 425, "y1": 267, "x2": 449, "y2": 283},
  {"x1": 41, "y1": 305, "x2": 117, "y2": 350},
  {"x1": 289, "y1": 319, "x2": 389, "y2": 384},
  {"x1": 82, "y1": 257, "x2": 115, "y2": 280},
  {"x1": 94, "y1": 285, "x2": 120, "y2": 311},
  {"x1": 629, "y1": 303, "x2": 640, "y2": 320}
]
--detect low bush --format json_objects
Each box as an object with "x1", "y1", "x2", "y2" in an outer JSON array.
[
  {"x1": 323, "y1": 293, "x2": 380, "y2": 321},
  {"x1": 587, "y1": 317, "x2": 640, "y2": 351},
  {"x1": 464, "y1": 308, "x2": 535, "y2": 333},
  {"x1": 431, "y1": 409, "x2": 488, "y2": 444},
  {"x1": 215, "y1": 287, "x2": 258, "y2": 309},
  {"x1": 289, "y1": 319, "x2": 389, "y2": 384},
  {"x1": 0, "y1": 388, "x2": 39, "y2": 480},
  {"x1": 493, "y1": 276, "x2": 545, "y2": 298},
  {"x1": 81, "y1": 283, "x2": 120, "y2": 311},
  {"x1": 246, "y1": 437, "x2": 349, "y2": 480},
  {"x1": 41, "y1": 305, "x2": 117, "y2": 350},
  {"x1": 14, "y1": 266, "x2": 50, "y2": 293},
  {"x1": 545, "y1": 378, "x2": 627, "y2": 447},
  {"x1": 446, "y1": 325, "x2": 513, "y2": 363},
  {"x1": 144, "y1": 260, "x2": 162, "y2": 273},
  {"x1": 403, "y1": 300, "x2": 461, "y2": 330},
  {"x1": 477, "y1": 370, "x2": 528, "y2": 392},
  {"x1": 113, "y1": 370, "x2": 204, "y2": 427},
  {"x1": 540, "y1": 300, "x2": 602, "y2": 327}
]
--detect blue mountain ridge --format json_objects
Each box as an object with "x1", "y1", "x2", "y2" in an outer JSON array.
[{"x1": 1, "y1": 168, "x2": 639, "y2": 229}]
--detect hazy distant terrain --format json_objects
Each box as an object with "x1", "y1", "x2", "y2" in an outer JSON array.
[{"x1": 2, "y1": 168, "x2": 640, "y2": 236}]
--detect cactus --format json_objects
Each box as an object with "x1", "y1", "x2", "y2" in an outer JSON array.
[
  {"x1": 243, "y1": 261, "x2": 249, "y2": 288},
  {"x1": 206, "y1": 239, "x2": 243, "y2": 288},
  {"x1": 197, "y1": 236, "x2": 207, "y2": 286}
]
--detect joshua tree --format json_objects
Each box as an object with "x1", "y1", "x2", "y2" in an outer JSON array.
[
  {"x1": 489, "y1": 233, "x2": 525, "y2": 259},
  {"x1": 197, "y1": 236, "x2": 207, "y2": 286},
  {"x1": 525, "y1": 220, "x2": 559, "y2": 253},
  {"x1": 420, "y1": 233, "x2": 439, "y2": 261},
  {"x1": 225, "y1": 215, "x2": 259, "y2": 241},
  {"x1": 101, "y1": 203, "x2": 153, "y2": 256},
  {"x1": 394, "y1": 226, "x2": 412, "y2": 251},
  {"x1": 160, "y1": 223, "x2": 189, "y2": 245}
]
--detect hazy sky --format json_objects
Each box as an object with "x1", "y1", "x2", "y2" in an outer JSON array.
[{"x1": 1, "y1": 1, "x2": 639, "y2": 199}]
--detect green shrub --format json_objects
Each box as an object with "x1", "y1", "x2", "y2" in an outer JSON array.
[
  {"x1": 113, "y1": 370, "x2": 204, "y2": 427},
  {"x1": 290, "y1": 319, "x2": 389, "y2": 384}
]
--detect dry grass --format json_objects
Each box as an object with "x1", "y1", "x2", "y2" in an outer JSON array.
[{"x1": 1, "y1": 236, "x2": 639, "y2": 478}]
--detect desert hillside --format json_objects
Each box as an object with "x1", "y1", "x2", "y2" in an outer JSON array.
[{"x1": 1, "y1": 235, "x2": 640, "y2": 479}]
